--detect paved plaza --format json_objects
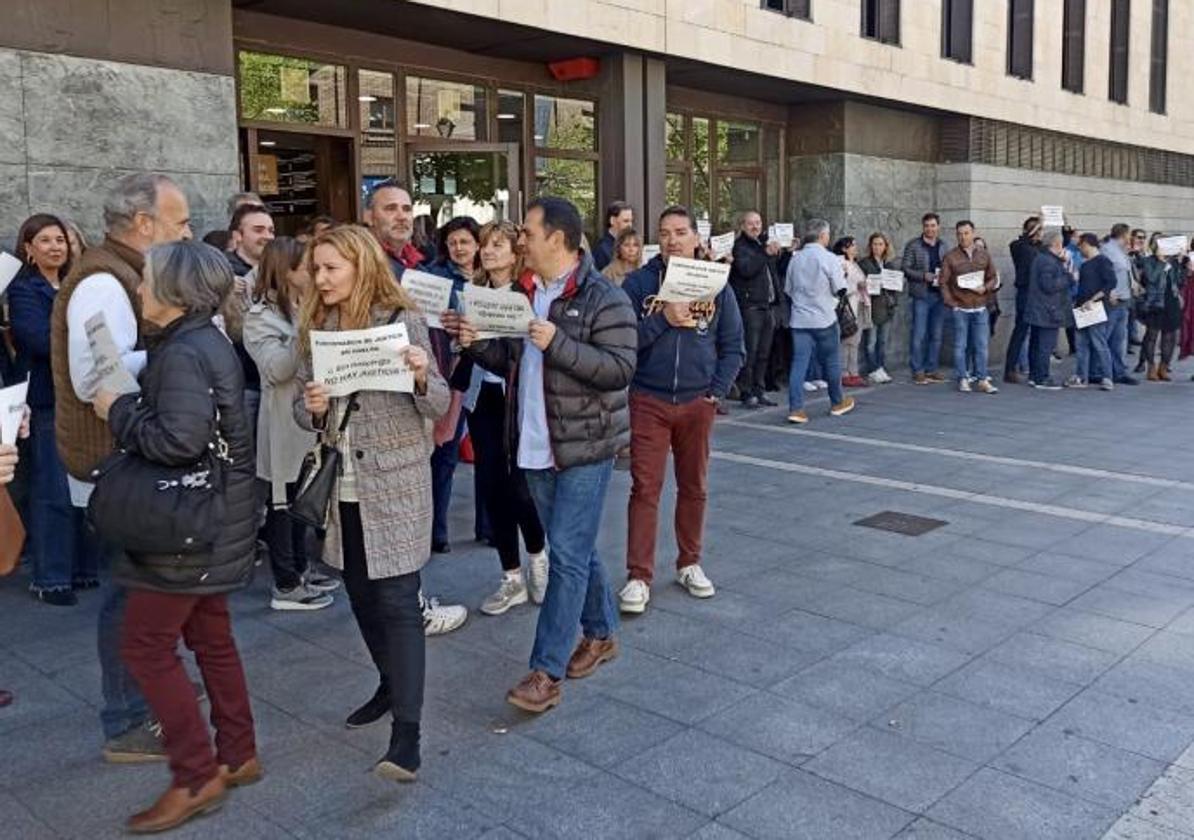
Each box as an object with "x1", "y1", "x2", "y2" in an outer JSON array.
[{"x1": 4, "y1": 361, "x2": 1194, "y2": 839}]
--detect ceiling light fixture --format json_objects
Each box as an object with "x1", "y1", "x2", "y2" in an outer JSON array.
[{"x1": 358, "y1": 95, "x2": 377, "y2": 103}]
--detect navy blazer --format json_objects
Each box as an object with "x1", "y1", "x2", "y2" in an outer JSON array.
[{"x1": 7, "y1": 266, "x2": 58, "y2": 408}]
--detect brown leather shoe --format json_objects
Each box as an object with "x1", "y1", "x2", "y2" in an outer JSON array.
[
  {"x1": 1158, "y1": 363, "x2": 1172, "y2": 381},
  {"x1": 126, "y1": 776, "x2": 226, "y2": 834},
  {"x1": 1147, "y1": 363, "x2": 1160, "y2": 381},
  {"x1": 925, "y1": 372, "x2": 947, "y2": 383},
  {"x1": 913, "y1": 372, "x2": 929, "y2": 385},
  {"x1": 1003, "y1": 371, "x2": 1024, "y2": 384},
  {"x1": 566, "y1": 637, "x2": 619, "y2": 679},
  {"x1": 506, "y1": 670, "x2": 561, "y2": 713},
  {"x1": 219, "y1": 756, "x2": 263, "y2": 788}
]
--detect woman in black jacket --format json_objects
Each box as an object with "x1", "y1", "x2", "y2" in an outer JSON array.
[{"x1": 92, "y1": 241, "x2": 258, "y2": 834}]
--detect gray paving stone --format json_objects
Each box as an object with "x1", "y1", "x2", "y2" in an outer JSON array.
[
  {"x1": 1032, "y1": 608, "x2": 1156, "y2": 654},
  {"x1": 927, "y1": 767, "x2": 1117, "y2": 840},
  {"x1": 1017, "y1": 552, "x2": 1122, "y2": 586},
  {"x1": 1100, "y1": 814, "x2": 1194, "y2": 840},
  {"x1": 982, "y1": 567, "x2": 1095, "y2": 605},
  {"x1": 294, "y1": 785, "x2": 496, "y2": 840},
  {"x1": 593, "y1": 649, "x2": 755, "y2": 726},
  {"x1": 934, "y1": 657, "x2": 1083, "y2": 720},
  {"x1": 945, "y1": 538, "x2": 1037, "y2": 568},
  {"x1": 1050, "y1": 690, "x2": 1194, "y2": 764},
  {"x1": 771, "y1": 660, "x2": 921, "y2": 722},
  {"x1": 519, "y1": 692, "x2": 683, "y2": 769},
  {"x1": 687, "y1": 822, "x2": 754, "y2": 840},
  {"x1": 985, "y1": 632, "x2": 1121, "y2": 686},
  {"x1": 1132, "y1": 631, "x2": 1194, "y2": 674},
  {"x1": 830, "y1": 633, "x2": 972, "y2": 686},
  {"x1": 698, "y1": 690, "x2": 861, "y2": 765},
  {"x1": 1168, "y1": 607, "x2": 1194, "y2": 637},
  {"x1": 892, "y1": 817, "x2": 981, "y2": 839},
  {"x1": 720, "y1": 569, "x2": 848, "y2": 612},
  {"x1": 0, "y1": 793, "x2": 56, "y2": 840},
  {"x1": 614, "y1": 729, "x2": 787, "y2": 818},
  {"x1": 875, "y1": 690, "x2": 1036, "y2": 763},
  {"x1": 889, "y1": 609, "x2": 1016, "y2": 656},
  {"x1": 846, "y1": 565, "x2": 966, "y2": 606},
  {"x1": 806, "y1": 586, "x2": 925, "y2": 630},
  {"x1": 740, "y1": 608, "x2": 875, "y2": 656},
  {"x1": 895, "y1": 553, "x2": 1004, "y2": 586},
  {"x1": 1094, "y1": 657, "x2": 1194, "y2": 718},
  {"x1": 1069, "y1": 586, "x2": 1192, "y2": 629},
  {"x1": 1057, "y1": 526, "x2": 1175, "y2": 566},
  {"x1": 720, "y1": 769, "x2": 915, "y2": 840},
  {"x1": 995, "y1": 724, "x2": 1167, "y2": 810},
  {"x1": 672, "y1": 625, "x2": 823, "y2": 688},
  {"x1": 1120, "y1": 764, "x2": 1194, "y2": 837},
  {"x1": 935, "y1": 588, "x2": 1056, "y2": 628},
  {"x1": 804, "y1": 726, "x2": 979, "y2": 813}
]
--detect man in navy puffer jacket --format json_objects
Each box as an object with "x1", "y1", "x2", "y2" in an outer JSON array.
[{"x1": 617, "y1": 205, "x2": 744, "y2": 615}]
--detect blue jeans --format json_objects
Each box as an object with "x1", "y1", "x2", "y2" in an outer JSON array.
[
  {"x1": 1004, "y1": 287, "x2": 1030, "y2": 376},
  {"x1": 863, "y1": 321, "x2": 889, "y2": 373},
  {"x1": 97, "y1": 542, "x2": 149, "y2": 739},
  {"x1": 1105, "y1": 304, "x2": 1130, "y2": 379},
  {"x1": 788, "y1": 325, "x2": 844, "y2": 411},
  {"x1": 524, "y1": 460, "x2": 618, "y2": 680},
  {"x1": 430, "y1": 413, "x2": 466, "y2": 546},
  {"x1": 1076, "y1": 322, "x2": 1112, "y2": 383},
  {"x1": 909, "y1": 293, "x2": 945, "y2": 375},
  {"x1": 28, "y1": 410, "x2": 100, "y2": 591},
  {"x1": 952, "y1": 308, "x2": 990, "y2": 382},
  {"x1": 1029, "y1": 326, "x2": 1059, "y2": 384}
]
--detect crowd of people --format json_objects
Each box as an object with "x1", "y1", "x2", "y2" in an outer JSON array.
[{"x1": 1, "y1": 172, "x2": 1192, "y2": 833}]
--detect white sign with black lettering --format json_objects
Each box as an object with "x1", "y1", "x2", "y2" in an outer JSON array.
[
  {"x1": 311, "y1": 323, "x2": 412, "y2": 398},
  {"x1": 400, "y1": 270, "x2": 454, "y2": 329},
  {"x1": 1041, "y1": 206, "x2": 1065, "y2": 228},
  {"x1": 709, "y1": 231, "x2": 736, "y2": 260},
  {"x1": 1156, "y1": 235, "x2": 1188, "y2": 257},
  {"x1": 956, "y1": 270, "x2": 985, "y2": 291},
  {"x1": 866, "y1": 274, "x2": 883, "y2": 296},
  {"x1": 84, "y1": 313, "x2": 140, "y2": 396},
  {"x1": 655, "y1": 257, "x2": 730, "y2": 303},
  {"x1": 1073, "y1": 301, "x2": 1108, "y2": 329},
  {"x1": 0, "y1": 252, "x2": 20, "y2": 296},
  {"x1": 880, "y1": 269, "x2": 906, "y2": 291},
  {"x1": 463, "y1": 284, "x2": 536, "y2": 339},
  {"x1": 770, "y1": 223, "x2": 795, "y2": 248},
  {"x1": 696, "y1": 220, "x2": 712, "y2": 242},
  {"x1": 0, "y1": 378, "x2": 28, "y2": 446}
]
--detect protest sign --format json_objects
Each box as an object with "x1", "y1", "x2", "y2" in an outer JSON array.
[
  {"x1": 400, "y1": 269, "x2": 454, "y2": 329},
  {"x1": 655, "y1": 257, "x2": 730, "y2": 303},
  {"x1": 696, "y1": 220, "x2": 712, "y2": 242},
  {"x1": 463, "y1": 284, "x2": 536, "y2": 339},
  {"x1": 640, "y1": 244, "x2": 660, "y2": 266},
  {"x1": 84, "y1": 313, "x2": 140, "y2": 396},
  {"x1": 956, "y1": 270, "x2": 985, "y2": 291},
  {"x1": 1073, "y1": 301, "x2": 1108, "y2": 329},
  {"x1": 866, "y1": 274, "x2": 883, "y2": 296},
  {"x1": 0, "y1": 252, "x2": 20, "y2": 296},
  {"x1": 770, "y1": 223, "x2": 794, "y2": 248},
  {"x1": 0, "y1": 378, "x2": 28, "y2": 446},
  {"x1": 1041, "y1": 206, "x2": 1065, "y2": 228},
  {"x1": 311, "y1": 323, "x2": 412, "y2": 398},
  {"x1": 880, "y1": 269, "x2": 906, "y2": 291},
  {"x1": 1156, "y1": 235, "x2": 1188, "y2": 257},
  {"x1": 709, "y1": 231, "x2": 735, "y2": 260}
]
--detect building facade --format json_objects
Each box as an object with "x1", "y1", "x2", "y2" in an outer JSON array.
[{"x1": 3, "y1": 0, "x2": 1192, "y2": 364}]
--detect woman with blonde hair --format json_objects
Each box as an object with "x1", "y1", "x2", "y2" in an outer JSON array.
[
  {"x1": 450, "y1": 221, "x2": 548, "y2": 616},
  {"x1": 601, "y1": 227, "x2": 643, "y2": 286},
  {"x1": 857, "y1": 232, "x2": 899, "y2": 384},
  {"x1": 295, "y1": 225, "x2": 450, "y2": 781}
]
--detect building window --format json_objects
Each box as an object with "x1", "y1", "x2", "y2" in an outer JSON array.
[
  {"x1": 1006, "y1": 0, "x2": 1034, "y2": 79},
  {"x1": 1149, "y1": 0, "x2": 1168, "y2": 114},
  {"x1": 238, "y1": 51, "x2": 347, "y2": 127},
  {"x1": 941, "y1": 0, "x2": 973, "y2": 63},
  {"x1": 358, "y1": 69, "x2": 396, "y2": 202},
  {"x1": 405, "y1": 76, "x2": 488, "y2": 141},
  {"x1": 532, "y1": 95, "x2": 599, "y2": 237},
  {"x1": 861, "y1": 0, "x2": 900, "y2": 45},
  {"x1": 1061, "y1": 0, "x2": 1085, "y2": 93},
  {"x1": 1108, "y1": 0, "x2": 1130, "y2": 105},
  {"x1": 761, "y1": 0, "x2": 810, "y2": 19}
]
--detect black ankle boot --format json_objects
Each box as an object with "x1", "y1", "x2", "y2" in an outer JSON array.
[
  {"x1": 374, "y1": 721, "x2": 420, "y2": 782},
  {"x1": 345, "y1": 686, "x2": 390, "y2": 729}
]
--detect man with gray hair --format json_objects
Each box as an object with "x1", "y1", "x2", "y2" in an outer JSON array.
[
  {"x1": 1024, "y1": 229, "x2": 1071, "y2": 390},
  {"x1": 783, "y1": 219, "x2": 856, "y2": 423},
  {"x1": 50, "y1": 171, "x2": 192, "y2": 763}
]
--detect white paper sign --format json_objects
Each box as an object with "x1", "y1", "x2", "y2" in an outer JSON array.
[
  {"x1": 1041, "y1": 205, "x2": 1065, "y2": 228},
  {"x1": 770, "y1": 223, "x2": 795, "y2": 248},
  {"x1": 400, "y1": 270, "x2": 454, "y2": 329},
  {"x1": 640, "y1": 244, "x2": 660, "y2": 267},
  {"x1": 956, "y1": 270, "x2": 985, "y2": 291},
  {"x1": 709, "y1": 231, "x2": 736, "y2": 260},
  {"x1": 696, "y1": 220, "x2": 712, "y2": 242},
  {"x1": 311, "y1": 323, "x2": 412, "y2": 398},
  {"x1": 1073, "y1": 301, "x2": 1108, "y2": 329},
  {"x1": 880, "y1": 269, "x2": 906, "y2": 291},
  {"x1": 84, "y1": 313, "x2": 140, "y2": 396},
  {"x1": 462, "y1": 284, "x2": 536, "y2": 339},
  {"x1": 0, "y1": 378, "x2": 28, "y2": 446},
  {"x1": 1156, "y1": 235, "x2": 1188, "y2": 257},
  {"x1": 0, "y1": 252, "x2": 21, "y2": 296},
  {"x1": 655, "y1": 257, "x2": 730, "y2": 303},
  {"x1": 866, "y1": 274, "x2": 883, "y2": 296}
]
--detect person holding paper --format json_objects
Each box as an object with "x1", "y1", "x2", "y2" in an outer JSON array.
[
  {"x1": 51, "y1": 172, "x2": 192, "y2": 764},
  {"x1": 8, "y1": 213, "x2": 102, "y2": 604},
  {"x1": 1098, "y1": 224, "x2": 1140, "y2": 385},
  {"x1": 785, "y1": 219, "x2": 856, "y2": 423},
  {"x1": 1070, "y1": 233, "x2": 1116, "y2": 390},
  {"x1": 591, "y1": 200, "x2": 635, "y2": 271},
  {"x1": 902, "y1": 213, "x2": 950, "y2": 385},
  {"x1": 1004, "y1": 217, "x2": 1045, "y2": 383},
  {"x1": 729, "y1": 210, "x2": 782, "y2": 407},
  {"x1": 601, "y1": 227, "x2": 643, "y2": 286},
  {"x1": 939, "y1": 220, "x2": 999, "y2": 394},
  {"x1": 448, "y1": 197, "x2": 637, "y2": 714},
  {"x1": 1025, "y1": 231, "x2": 1072, "y2": 390},
  {"x1": 617, "y1": 205, "x2": 744, "y2": 616},
  {"x1": 296, "y1": 224, "x2": 452, "y2": 781},
  {"x1": 858, "y1": 232, "x2": 899, "y2": 384},
  {"x1": 833, "y1": 236, "x2": 870, "y2": 389},
  {"x1": 1137, "y1": 232, "x2": 1184, "y2": 382}
]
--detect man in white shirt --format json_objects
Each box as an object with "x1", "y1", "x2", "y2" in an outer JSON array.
[{"x1": 50, "y1": 172, "x2": 192, "y2": 763}]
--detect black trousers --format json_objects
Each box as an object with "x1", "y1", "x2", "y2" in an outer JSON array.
[
  {"x1": 262, "y1": 481, "x2": 310, "y2": 591},
  {"x1": 339, "y1": 502, "x2": 424, "y2": 724},
  {"x1": 1142, "y1": 327, "x2": 1177, "y2": 366},
  {"x1": 468, "y1": 383, "x2": 545, "y2": 572},
  {"x1": 736, "y1": 306, "x2": 775, "y2": 400},
  {"x1": 766, "y1": 306, "x2": 791, "y2": 390}
]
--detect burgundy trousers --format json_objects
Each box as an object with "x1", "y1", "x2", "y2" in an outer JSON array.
[
  {"x1": 121, "y1": 590, "x2": 256, "y2": 792},
  {"x1": 626, "y1": 391, "x2": 716, "y2": 585}
]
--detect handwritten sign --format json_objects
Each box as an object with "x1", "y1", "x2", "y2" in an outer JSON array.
[
  {"x1": 696, "y1": 220, "x2": 712, "y2": 242},
  {"x1": 1156, "y1": 235, "x2": 1188, "y2": 257},
  {"x1": 640, "y1": 244, "x2": 660, "y2": 267},
  {"x1": 880, "y1": 269, "x2": 906, "y2": 292},
  {"x1": 311, "y1": 323, "x2": 412, "y2": 398},
  {"x1": 769, "y1": 223, "x2": 795, "y2": 248},
  {"x1": 709, "y1": 231, "x2": 736, "y2": 260},
  {"x1": 400, "y1": 270, "x2": 454, "y2": 329},
  {"x1": 84, "y1": 313, "x2": 140, "y2": 396},
  {"x1": 866, "y1": 274, "x2": 883, "y2": 296},
  {"x1": 0, "y1": 378, "x2": 28, "y2": 446},
  {"x1": 1073, "y1": 301, "x2": 1108, "y2": 329},
  {"x1": 956, "y1": 270, "x2": 985, "y2": 291},
  {"x1": 462, "y1": 284, "x2": 536, "y2": 339},
  {"x1": 0, "y1": 252, "x2": 20, "y2": 296},
  {"x1": 1041, "y1": 206, "x2": 1065, "y2": 228},
  {"x1": 655, "y1": 257, "x2": 730, "y2": 303}
]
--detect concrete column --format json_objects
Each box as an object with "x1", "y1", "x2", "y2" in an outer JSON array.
[{"x1": 598, "y1": 52, "x2": 666, "y2": 234}]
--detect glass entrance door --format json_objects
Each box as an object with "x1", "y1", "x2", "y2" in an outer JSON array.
[{"x1": 407, "y1": 142, "x2": 521, "y2": 227}]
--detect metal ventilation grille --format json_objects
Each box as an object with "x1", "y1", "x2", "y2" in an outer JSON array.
[{"x1": 854, "y1": 511, "x2": 947, "y2": 537}]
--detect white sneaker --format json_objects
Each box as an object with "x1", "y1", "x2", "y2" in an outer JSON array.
[
  {"x1": 480, "y1": 573, "x2": 528, "y2": 616},
  {"x1": 677, "y1": 565, "x2": 716, "y2": 599},
  {"x1": 867, "y1": 371, "x2": 883, "y2": 385},
  {"x1": 270, "y1": 583, "x2": 333, "y2": 611},
  {"x1": 958, "y1": 378, "x2": 972, "y2": 393},
  {"x1": 619, "y1": 579, "x2": 650, "y2": 614},
  {"x1": 420, "y1": 591, "x2": 468, "y2": 636},
  {"x1": 878, "y1": 367, "x2": 892, "y2": 384},
  {"x1": 527, "y1": 549, "x2": 549, "y2": 605},
  {"x1": 813, "y1": 380, "x2": 828, "y2": 389},
  {"x1": 802, "y1": 381, "x2": 818, "y2": 393}
]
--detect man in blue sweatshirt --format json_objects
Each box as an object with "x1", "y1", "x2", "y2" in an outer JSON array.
[{"x1": 618, "y1": 205, "x2": 744, "y2": 615}]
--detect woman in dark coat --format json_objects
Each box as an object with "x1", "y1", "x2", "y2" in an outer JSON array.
[
  {"x1": 1138, "y1": 233, "x2": 1184, "y2": 381},
  {"x1": 92, "y1": 240, "x2": 258, "y2": 834}
]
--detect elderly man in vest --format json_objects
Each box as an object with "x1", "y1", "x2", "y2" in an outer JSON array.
[{"x1": 51, "y1": 172, "x2": 192, "y2": 762}]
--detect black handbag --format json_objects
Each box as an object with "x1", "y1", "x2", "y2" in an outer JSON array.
[
  {"x1": 87, "y1": 413, "x2": 229, "y2": 556},
  {"x1": 836, "y1": 295, "x2": 859, "y2": 339},
  {"x1": 288, "y1": 398, "x2": 356, "y2": 530}
]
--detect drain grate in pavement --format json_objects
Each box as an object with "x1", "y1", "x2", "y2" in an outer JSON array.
[{"x1": 854, "y1": 511, "x2": 947, "y2": 536}]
